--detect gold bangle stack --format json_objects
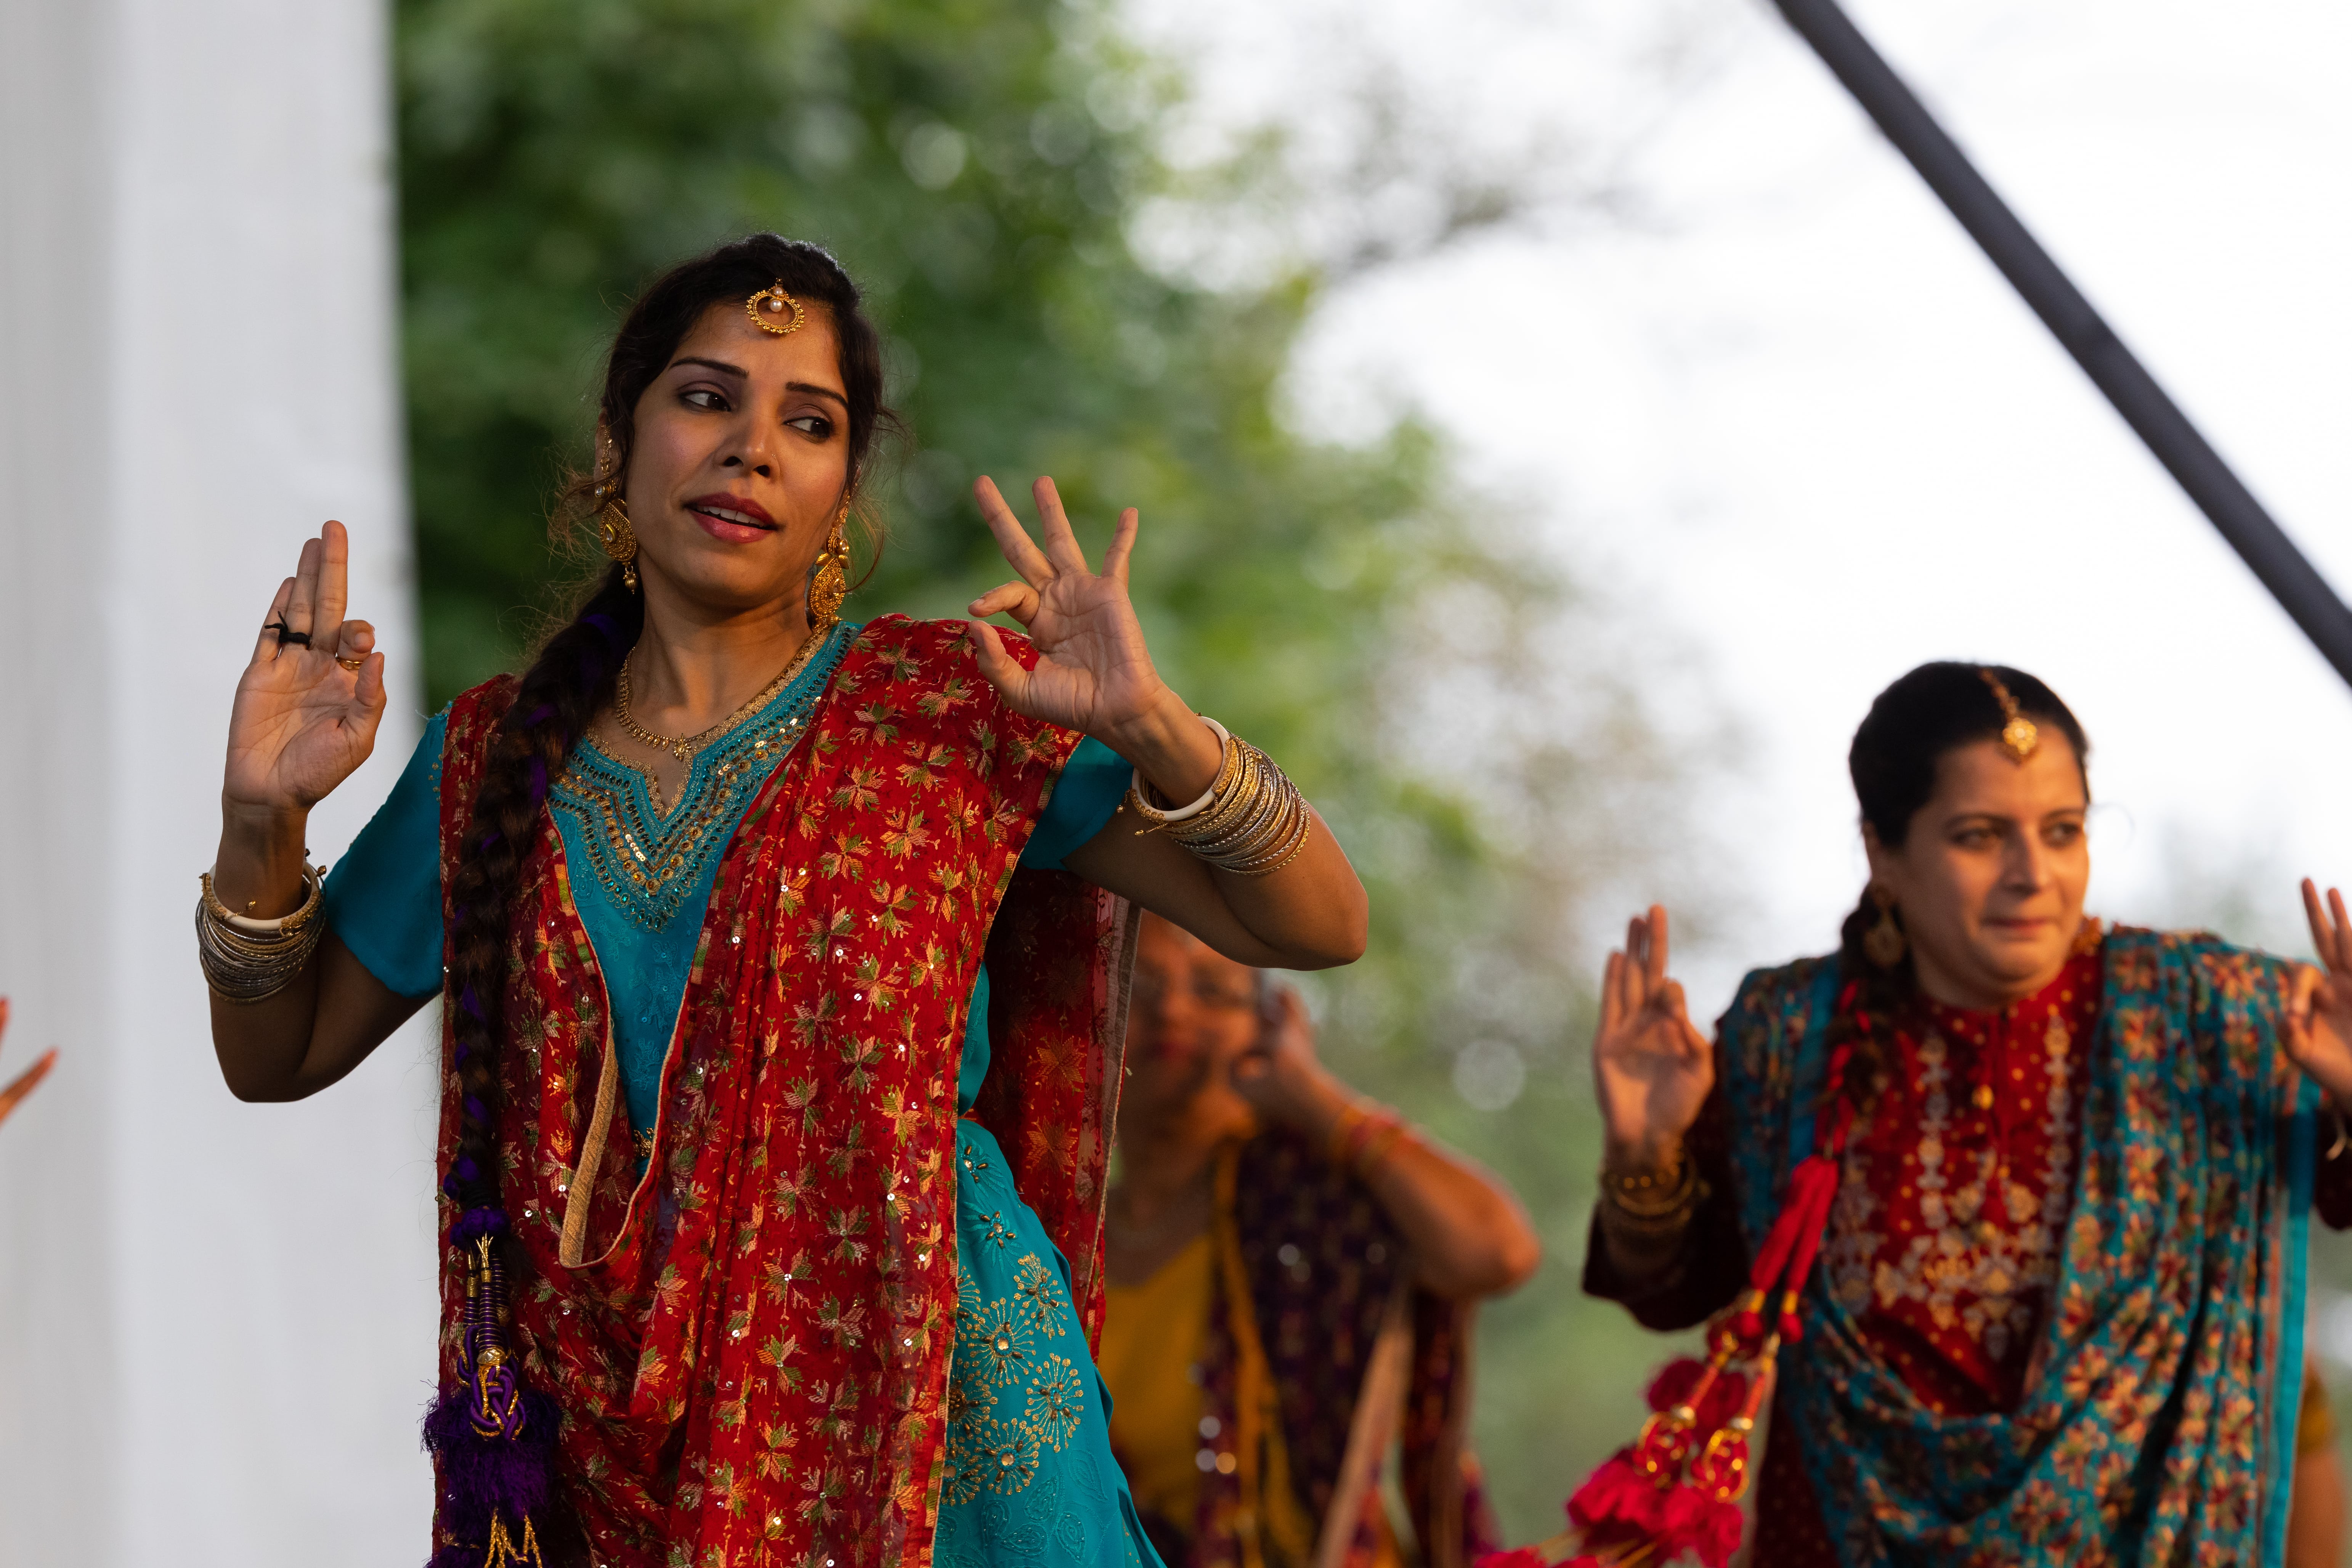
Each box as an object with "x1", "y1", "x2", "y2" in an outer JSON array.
[
  {"x1": 196, "y1": 863, "x2": 327, "y2": 1003},
  {"x1": 1600, "y1": 1148, "x2": 1700, "y2": 1236},
  {"x1": 1126, "y1": 718, "x2": 1314, "y2": 876}
]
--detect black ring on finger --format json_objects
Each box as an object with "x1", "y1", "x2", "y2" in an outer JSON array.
[{"x1": 269, "y1": 618, "x2": 312, "y2": 648}]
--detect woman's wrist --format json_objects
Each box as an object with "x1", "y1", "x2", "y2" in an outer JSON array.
[
  {"x1": 213, "y1": 799, "x2": 315, "y2": 918},
  {"x1": 1100, "y1": 687, "x2": 1221, "y2": 804},
  {"x1": 1280, "y1": 1069, "x2": 1355, "y2": 1144},
  {"x1": 1602, "y1": 1128, "x2": 1685, "y2": 1178}
]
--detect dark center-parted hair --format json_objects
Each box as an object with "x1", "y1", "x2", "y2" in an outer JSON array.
[
  {"x1": 1830, "y1": 662, "x2": 2090, "y2": 1085},
  {"x1": 440, "y1": 234, "x2": 899, "y2": 1224}
]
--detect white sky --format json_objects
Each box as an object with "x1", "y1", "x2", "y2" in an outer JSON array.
[{"x1": 1141, "y1": 0, "x2": 2352, "y2": 1021}]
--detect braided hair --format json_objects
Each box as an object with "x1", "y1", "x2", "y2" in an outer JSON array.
[
  {"x1": 440, "y1": 234, "x2": 896, "y2": 1223},
  {"x1": 1829, "y1": 662, "x2": 2090, "y2": 1093}
]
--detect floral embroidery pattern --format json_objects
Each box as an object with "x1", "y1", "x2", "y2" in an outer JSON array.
[
  {"x1": 1720, "y1": 929, "x2": 2317, "y2": 1566},
  {"x1": 948, "y1": 1228, "x2": 1086, "y2": 1500},
  {"x1": 1026, "y1": 1358, "x2": 1085, "y2": 1451},
  {"x1": 1014, "y1": 1256, "x2": 1069, "y2": 1336},
  {"x1": 428, "y1": 617, "x2": 1129, "y2": 1568},
  {"x1": 1820, "y1": 943, "x2": 2098, "y2": 1413},
  {"x1": 963, "y1": 1300, "x2": 1038, "y2": 1389}
]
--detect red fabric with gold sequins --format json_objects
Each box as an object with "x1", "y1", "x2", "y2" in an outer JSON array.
[
  {"x1": 431, "y1": 617, "x2": 1123, "y2": 1568},
  {"x1": 1823, "y1": 932, "x2": 2106, "y2": 1417}
]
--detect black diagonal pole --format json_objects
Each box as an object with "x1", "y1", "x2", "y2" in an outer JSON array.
[{"x1": 1772, "y1": 0, "x2": 2352, "y2": 691}]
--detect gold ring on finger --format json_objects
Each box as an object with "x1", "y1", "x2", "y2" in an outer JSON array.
[{"x1": 337, "y1": 655, "x2": 366, "y2": 672}]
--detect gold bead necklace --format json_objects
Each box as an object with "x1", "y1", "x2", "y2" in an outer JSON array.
[{"x1": 615, "y1": 629, "x2": 828, "y2": 765}]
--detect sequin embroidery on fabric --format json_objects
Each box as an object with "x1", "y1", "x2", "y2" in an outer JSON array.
[
  {"x1": 550, "y1": 624, "x2": 850, "y2": 930},
  {"x1": 943, "y1": 1120, "x2": 1156, "y2": 1568}
]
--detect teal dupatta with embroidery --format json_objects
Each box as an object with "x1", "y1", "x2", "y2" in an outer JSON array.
[{"x1": 1719, "y1": 928, "x2": 2318, "y2": 1565}]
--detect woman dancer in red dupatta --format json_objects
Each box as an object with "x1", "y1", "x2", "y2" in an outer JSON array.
[
  {"x1": 197, "y1": 234, "x2": 1367, "y2": 1568},
  {"x1": 1575, "y1": 663, "x2": 2352, "y2": 1566}
]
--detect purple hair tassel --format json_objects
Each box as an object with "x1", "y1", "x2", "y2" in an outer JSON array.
[{"x1": 424, "y1": 1208, "x2": 555, "y2": 1565}]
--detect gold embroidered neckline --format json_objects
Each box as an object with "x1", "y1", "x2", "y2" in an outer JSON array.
[{"x1": 614, "y1": 629, "x2": 830, "y2": 794}]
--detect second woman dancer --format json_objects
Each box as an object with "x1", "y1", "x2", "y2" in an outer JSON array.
[{"x1": 1581, "y1": 662, "x2": 2352, "y2": 1565}]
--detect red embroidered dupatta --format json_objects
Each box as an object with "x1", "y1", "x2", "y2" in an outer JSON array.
[{"x1": 431, "y1": 616, "x2": 1133, "y2": 1568}]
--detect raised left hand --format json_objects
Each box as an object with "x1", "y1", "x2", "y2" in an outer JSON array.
[
  {"x1": 2286, "y1": 879, "x2": 2352, "y2": 1105},
  {"x1": 966, "y1": 476, "x2": 1171, "y2": 740}
]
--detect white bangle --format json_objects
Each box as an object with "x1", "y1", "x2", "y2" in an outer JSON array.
[
  {"x1": 202, "y1": 862, "x2": 325, "y2": 934},
  {"x1": 1129, "y1": 716, "x2": 1230, "y2": 822}
]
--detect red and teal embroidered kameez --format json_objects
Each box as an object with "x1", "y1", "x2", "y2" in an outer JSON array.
[
  {"x1": 326, "y1": 617, "x2": 1158, "y2": 1568},
  {"x1": 1587, "y1": 923, "x2": 2352, "y2": 1565}
]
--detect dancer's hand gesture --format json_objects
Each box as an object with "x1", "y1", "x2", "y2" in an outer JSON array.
[
  {"x1": 1593, "y1": 906, "x2": 1713, "y2": 1166},
  {"x1": 2287, "y1": 879, "x2": 2352, "y2": 1106},
  {"x1": 966, "y1": 477, "x2": 1171, "y2": 743},
  {"x1": 223, "y1": 520, "x2": 388, "y2": 824}
]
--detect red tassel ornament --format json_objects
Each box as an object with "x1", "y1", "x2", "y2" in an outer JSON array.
[{"x1": 1480, "y1": 982, "x2": 1879, "y2": 1568}]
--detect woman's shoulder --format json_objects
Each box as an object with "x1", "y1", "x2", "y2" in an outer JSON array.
[
  {"x1": 436, "y1": 675, "x2": 520, "y2": 784},
  {"x1": 844, "y1": 613, "x2": 1032, "y2": 672},
  {"x1": 2103, "y1": 923, "x2": 2302, "y2": 1001},
  {"x1": 836, "y1": 614, "x2": 1047, "y2": 730},
  {"x1": 1719, "y1": 952, "x2": 1840, "y2": 1036},
  {"x1": 443, "y1": 673, "x2": 520, "y2": 736}
]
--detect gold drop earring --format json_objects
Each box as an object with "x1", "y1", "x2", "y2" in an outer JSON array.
[
  {"x1": 593, "y1": 456, "x2": 639, "y2": 593},
  {"x1": 1863, "y1": 886, "x2": 1907, "y2": 969},
  {"x1": 807, "y1": 503, "x2": 850, "y2": 634}
]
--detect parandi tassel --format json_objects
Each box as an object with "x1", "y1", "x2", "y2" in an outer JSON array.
[
  {"x1": 1479, "y1": 983, "x2": 1869, "y2": 1568},
  {"x1": 424, "y1": 1208, "x2": 558, "y2": 1568}
]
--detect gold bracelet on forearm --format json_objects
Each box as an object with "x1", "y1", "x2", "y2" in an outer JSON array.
[
  {"x1": 196, "y1": 863, "x2": 327, "y2": 1003},
  {"x1": 1126, "y1": 717, "x2": 1315, "y2": 876},
  {"x1": 1600, "y1": 1146, "x2": 1700, "y2": 1230}
]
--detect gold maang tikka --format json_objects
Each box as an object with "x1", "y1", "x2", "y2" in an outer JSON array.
[
  {"x1": 1979, "y1": 668, "x2": 2039, "y2": 762},
  {"x1": 748, "y1": 282, "x2": 805, "y2": 337}
]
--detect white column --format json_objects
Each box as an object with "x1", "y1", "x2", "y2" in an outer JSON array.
[{"x1": 0, "y1": 0, "x2": 438, "y2": 1562}]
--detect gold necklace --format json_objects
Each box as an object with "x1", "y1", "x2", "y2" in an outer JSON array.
[{"x1": 615, "y1": 629, "x2": 828, "y2": 765}]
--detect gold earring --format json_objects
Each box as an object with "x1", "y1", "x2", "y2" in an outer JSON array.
[
  {"x1": 806, "y1": 506, "x2": 849, "y2": 634},
  {"x1": 597, "y1": 493, "x2": 640, "y2": 592},
  {"x1": 1863, "y1": 888, "x2": 1907, "y2": 969}
]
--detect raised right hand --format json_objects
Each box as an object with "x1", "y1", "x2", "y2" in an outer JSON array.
[
  {"x1": 223, "y1": 520, "x2": 388, "y2": 822},
  {"x1": 1592, "y1": 905, "x2": 1713, "y2": 1167}
]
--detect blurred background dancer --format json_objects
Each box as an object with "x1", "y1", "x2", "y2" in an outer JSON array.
[{"x1": 1100, "y1": 912, "x2": 1539, "y2": 1568}]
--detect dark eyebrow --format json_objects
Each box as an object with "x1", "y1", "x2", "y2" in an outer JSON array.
[
  {"x1": 786, "y1": 380, "x2": 849, "y2": 410},
  {"x1": 668, "y1": 357, "x2": 850, "y2": 412}
]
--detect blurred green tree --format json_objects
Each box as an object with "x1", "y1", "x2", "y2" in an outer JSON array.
[{"x1": 397, "y1": 0, "x2": 1715, "y2": 1535}]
